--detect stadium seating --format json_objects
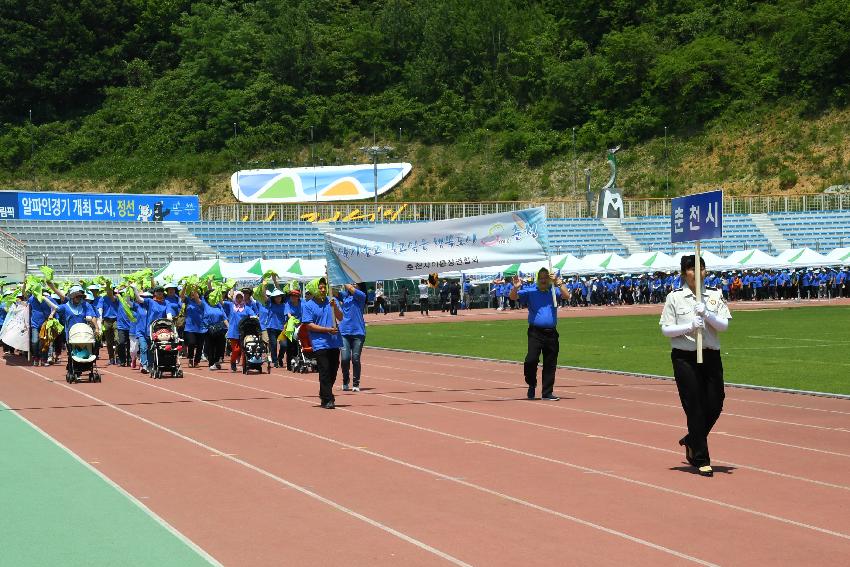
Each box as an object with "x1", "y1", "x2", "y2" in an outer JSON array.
[
  {"x1": 768, "y1": 211, "x2": 850, "y2": 252},
  {"x1": 2, "y1": 210, "x2": 848, "y2": 278}
]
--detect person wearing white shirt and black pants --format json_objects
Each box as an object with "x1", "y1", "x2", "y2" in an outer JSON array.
[
  {"x1": 418, "y1": 279, "x2": 430, "y2": 316},
  {"x1": 660, "y1": 255, "x2": 731, "y2": 477}
]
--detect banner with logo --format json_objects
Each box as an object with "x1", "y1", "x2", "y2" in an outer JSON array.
[
  {"x1": 324, "y1": 207, "x2": 550, "y2": 283},
  {"x1": 0, "y1": 190, "x2": 199, "y2": 222},
  {"x1": 0, "y1": 302, "x2": 29, "y2": 352}
]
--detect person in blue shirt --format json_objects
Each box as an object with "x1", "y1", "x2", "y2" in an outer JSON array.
[
  {"x1": 115, "y1": 287, "x2": 137, "y2": 367},
  {"x1": 180, "y1": 286, "x2": 208, "y2": 368},
  {"x1": 202, "y1": 291, "x2": 228, "y2": 370},
  {"x1": 509, "y1": 268, "x2": 569, "y2": 401},
  {"x1": 55, "y1": 285, "x2": 99, "y2": 343},
  {"x1": 334, "y1": 283, "x2": 367, "y2": 391},
  {"x1": 222, "y1": 289, "x2": 257, "y2": 372},
  {"x1": 95, "y1": 283, "x2": 121, "y2": 365},
  {"x1": 131, "y1": 291, "x2": 149, "y2": 369},
  {"x1": 132, "y1": 284, "x2": 178, "y2": 374},
  {"x1": 23, "y1": 283, "x2": 60, "y2": 366},
  {"x1": 261, "y1": 286, "x2": 288, "y2": 368},
  {"x1": 301, "y1": 277, "x2": 343, "y2": 409},
  {"x1": 282, "y1": 289, "x2": 303, "y2": 370}
]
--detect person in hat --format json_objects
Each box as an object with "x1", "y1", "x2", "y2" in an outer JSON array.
[
  {"x1": 660, "y1": 254, "x2": 731, "y2": 477},
  {"x1": 114, "y1": 285, "x2": 136, "y2": 367},
  {"x1": 131, "y1": 291, "x2": 151, "y2": 369},
  {"x1": 222, "y1": 288, "x2": 257, "y2": 372},
  {"x1": 260, "y1": 276, "x2": 287, "y2": 368},
  {"x1": 509, "y1": 268, "x2": 569, "y2": 401},
  {"x1": 334, "y1": 283, "x2": 367, "y2": 391},
  {"x1": 202, "y1": 290, "x2": 228, "y2": 371},
  {"x1": 180, "y1": 285, "x2": 208, "y2": 368},
  {"x1": 133, "y1": 284, "x2": 178, "y2": 374},
  {"x1": 96, "y1": 283, "x2": 121, "y2": 366},
  {"x1": 55, "y1": 285, "x2": 99, "y2": 343},
  {"x1": 301, "y1": 277, "x2": 343, "y2": 408},
  {"x1": 282, "y1": 288, "x2": 303, "y2": 370},
  {"x1": 21, "y1": 279, "x2": 60, "y2": 366}
]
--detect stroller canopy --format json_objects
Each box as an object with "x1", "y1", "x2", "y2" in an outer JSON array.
[
  {"x1": 238, "y1": 316, "x2": 262, "y2": 337},
  {"x1": 68, "y1": 323, "x2": 95, "y2": 346}
]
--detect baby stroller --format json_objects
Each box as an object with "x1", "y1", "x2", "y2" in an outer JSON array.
[
  {"x1": 150, "y1": 318, "x2": 183, "y2": 379},
  {"x1": 290, "y1": 324, "x2": 318, "y2": 373},
  {"x1": 66, "y1": 323, "x2": 101, "y2": 383},
  {"x1": 239, "y1": 316, "x2": 270, "y2": 374}
]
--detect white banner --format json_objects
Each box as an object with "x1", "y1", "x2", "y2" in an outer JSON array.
[
  {"x1": 324, "y1": 207, "x2": 551, "y2": 283},
  {"x1": 0, "y1": 303, "x2": 29, "y2": 352}
]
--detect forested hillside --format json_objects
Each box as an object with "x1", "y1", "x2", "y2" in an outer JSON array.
[{"x1": 1, "y1": 0, "x2": 849, "y2": 201}]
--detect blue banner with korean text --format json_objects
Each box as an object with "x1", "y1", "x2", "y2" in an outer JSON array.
[
  {"x1": 0, "y1": 190, "x2": 199, "y2": 222},
  {"x1": 324, "y1": 207, "x2": 551, "y2": 284},
  {"x1": 670, "y1": 190, "x2": 723, "y2": 243}
]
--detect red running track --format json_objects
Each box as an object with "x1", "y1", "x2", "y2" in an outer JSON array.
[{"x1": 1, "y1": 350, "x2": 849, "y2": 566}]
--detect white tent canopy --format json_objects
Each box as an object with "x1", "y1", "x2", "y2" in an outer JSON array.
[
  {"x1": 772, "y1": 248, "x2": 833, "y2": 269},
  {"x1": 825, "y1": 247, "x2": 850, "y2": 264},
  {"x1": 713, "y1": 249, "x2": 784, "y2": 271},
  {"x1": 154, "y1": 258, "x2": 327, "y2": 283}
]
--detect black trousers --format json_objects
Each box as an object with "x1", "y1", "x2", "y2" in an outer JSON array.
[
  {"x1": 185, "y1": 331, "x2": 206, "y2": 365},
  {"x1": 420, "y1": 298, "x2": 429, "y2": 314},
  {"x1": 449, "y1": 298, "x2": 459, "y2": 315},
  {"x1": 524, "y1": 326, "x2": 559, "y2": 397},
  {"x1": 314, "y1": 348, "x2": 340, "y2": 404},
  {"x1": 672, "y1": 349, "x2": 725, "y2": 467},
  {"x1": 205, "y1": 332, "x2": 226, "y2": 366},
  {"x1": 116, "y1": 329, "x2": 131, "y2": 365}
]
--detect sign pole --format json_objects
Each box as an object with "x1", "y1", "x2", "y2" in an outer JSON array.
[{"x1": 695, "y1": 240, "x2": 703, "y2": 364}]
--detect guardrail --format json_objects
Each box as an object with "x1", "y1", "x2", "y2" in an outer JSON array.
[
  {"x1": 200, "y1": 193, "x2": 848, "y2": 221},
  {"x1": 0, "y1": 228, "x2": 26, "y2": 263}
]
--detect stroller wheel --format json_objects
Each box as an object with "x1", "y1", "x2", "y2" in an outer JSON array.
[
  {"x1": 94, "y1": 373, "x2": 102, "y2": 383},
  {"x1": 176, "y1": 370, "x2": 184, "y2": 378}
]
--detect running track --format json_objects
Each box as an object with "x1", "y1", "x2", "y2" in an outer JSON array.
[{"x1": 2, "y1": 344, "x2": 849, "y2": 566}]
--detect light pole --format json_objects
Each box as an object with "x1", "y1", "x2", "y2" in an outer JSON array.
[
  {"x1": 359, "y1": 143, "x2": 394, "y2": 221},
  {"x1": 664, "y1": 126, "x2": 669, "y2": 197},
  {"x1": 572, "y1": 127, "x2": 577, "y2": 194}
]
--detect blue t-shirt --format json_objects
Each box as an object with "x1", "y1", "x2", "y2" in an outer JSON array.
[
  {"x1": 183, "y1": 298, "x2": 207, "y2": 333},
  {"x1": 28, "y1": 296, "x2": 53, "y2": 330},
  {"x1": 301, "y1": 297, "x2": 342, "y2": 351},
  {"x1": 249, "y1": 300, "x2": 268, "y2": 330},
  {"x1": 284, "y1": 300, "x2": 303, "y2": 322},
  {"x1": 265, "y1": 300, "x2": 287, "y2": 330},
  {"x1": 203, "y1": 302, "x2": 226, "y2": 327},
  {"x1": 338, "y1": 289, "x2": 366, "y2": 336},
  {"x1": 0, "y1": 304, "x2": 6, "y2": 326},
  {"x1": 140, "y1": 298, "x2": 178, "y2": 338},
  {"x1": 517, "y1": 286, "x2": 562, "y2": 328},
  {"x1": 223, "y1": 301, "x2": 257, "y2": 340},
  {"x1": 56, "y1": 301, "x2": 97, "y2": 338},
  {"x1": 116, "y1": 299, "x2": 137, "y2": 331},
  {"x1": 133, "y1": 303, "x2": 148, "y2": 337},
  {"x1": 99, "y1": 295, "x2": 120, "y2": 319}
]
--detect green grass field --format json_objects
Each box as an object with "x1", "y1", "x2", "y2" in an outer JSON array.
[{"x1": 367, "y1": 306, "x2": 850, "y2": 395}]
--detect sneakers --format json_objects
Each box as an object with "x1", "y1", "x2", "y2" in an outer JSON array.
[
  {"x1": 231, "y1": 362, "x2": 237, "y2": 372},
  {"x1": 698, "y1": 465, "x2": 713, "y2": 477},
  {"x1": 342, "y1": 383, "x2": 351, "y2": 391},
  {"x1": 322, "y1": 401, "x2": 336, "y2": 409},
  {"x1": 352, "y1": 386, "x2": 361, "y2": 392},
  {"x1": 541, "y1": 393, "x2": 560, "y2": 401},
  {"x1": 527, "y1": 386, "x2": 535, "y2": 400},
  {"x1": 140, "y1": 367, "x2": 149, "y2": 374}
]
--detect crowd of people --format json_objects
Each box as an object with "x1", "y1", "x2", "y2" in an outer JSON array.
[{"x1": 490, "y1": 266, "x2": 850, "y2": 309}]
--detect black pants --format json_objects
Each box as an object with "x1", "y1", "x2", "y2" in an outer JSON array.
[
  {"x1": 375, "y1": 297, "x2": 387, "y2": 314},
  {"x1": 398, "y1": 301, "x2": 407, "y2": 316},
  {"x1": 524, "y1": 326, "x2": 559, "y2": 397},
  {"x1": 205, "y1": 332, "x2": 226, "y2": 366},
  {"x1": 449, "y1": 298, "x2": 459, "y2": 315},
  {"x1": 314, "y1": 348, "x2": 340, "y2": 405},
  {"x1": 267, "y1": 328, "x2": 283, "y2": 365},
  {"x1": 116, "y1": 329, "x2": 131, "y2": 365},
  {"x1": 185, "y1": 331, "x2": 206, "y2": 365},
  {"x1": 420, "y1": 298, "x2": 429, "y2": 314},
  {"x1": 672, "y1": 349, "x2": 725, "y2": 467},
  {"x1": 285, "y1": 338, "x2": 299, "y2": 370}
]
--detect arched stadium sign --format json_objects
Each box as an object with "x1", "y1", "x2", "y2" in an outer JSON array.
[{"x1": 230, "y1": 163, "x2": 412, "y2": 203}]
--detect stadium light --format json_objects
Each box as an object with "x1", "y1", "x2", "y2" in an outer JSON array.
[
  {"x1": 572, "y1": 127, "x2": 577, "y2": 194},
  {"x1": 359, "y1": 143, "x2": 394, "y2": 219},
  {"x1": 664, "y1": 126, "x2": 669, "y2": 197}
]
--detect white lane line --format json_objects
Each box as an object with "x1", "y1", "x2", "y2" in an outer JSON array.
[
  {"x1": 178, "y1": 370, "x2": 850, "y2": 541},
  {"x1": 0, "y1": 399, "x2": 222, "y2": 567},
  {"x1": 17, "y1": 368, "x2": 472, "y2": 567},
  {"x1": 364, "y1": 359, "x2": 850, "y2": 458},
  {"x1": 97, "y1": 368, "x2": 718, "y2": 566},
  {"x1": 367, "y1": 351, "x2": 850, "y2": 417}
]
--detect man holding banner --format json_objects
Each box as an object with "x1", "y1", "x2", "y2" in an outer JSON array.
[{"x1": 509, "y1": 268, "x2": 569, "y2": 401}]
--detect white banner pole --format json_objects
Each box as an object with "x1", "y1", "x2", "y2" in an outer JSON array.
[{"x1": 695, "y1": 240, "x2": 703, "y2": 364}]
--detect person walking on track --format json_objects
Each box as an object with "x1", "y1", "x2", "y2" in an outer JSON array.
[
  {"x1": 302, "y1": 277, "x2": 343, "y2": 409},
  {"x1": 509, "y1": 268, "x2": 569, "y2": 401},
  {"x1": 660, "y1": 254, "x2": 731, "y2": 478}
]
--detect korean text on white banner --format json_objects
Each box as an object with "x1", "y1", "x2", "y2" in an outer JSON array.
[
  {"x1": 0, "y1": 302, "x2": 29, "y2": 352},
  {"x1": 324, "y1": 207, "x2": 551, "y2": 284}
]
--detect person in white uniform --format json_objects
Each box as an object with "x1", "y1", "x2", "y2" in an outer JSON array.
[{"x1": 660, "y1": 254, "x2": 731, "y2": 477}]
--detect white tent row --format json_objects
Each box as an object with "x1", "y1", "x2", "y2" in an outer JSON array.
[{"x1": 153, "y1": 248, "x2": 848, "y2": 285}]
